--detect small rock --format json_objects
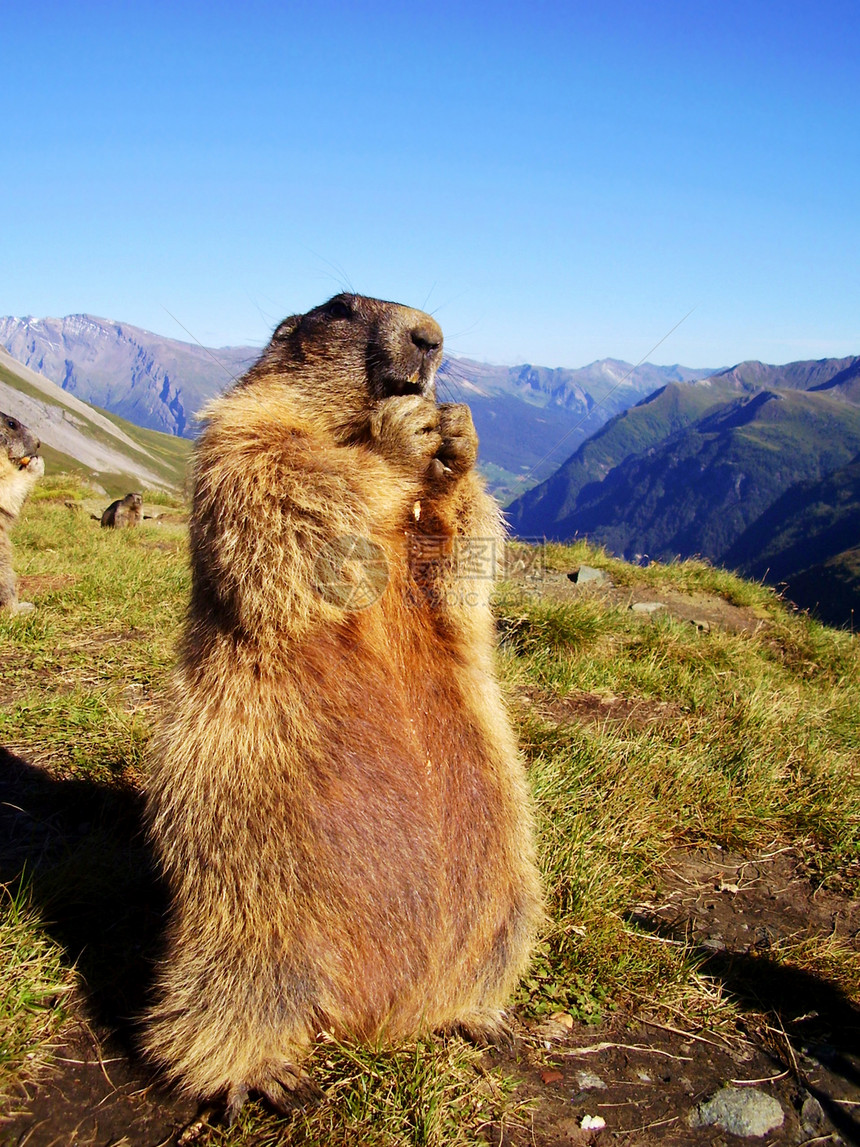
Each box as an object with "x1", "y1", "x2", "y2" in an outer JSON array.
[
  {"x1": 570, "y1": 565, "x2": 611, "y2": 586},
  {"x1": 630, "y1": 601, "x2": 666, "y2": 614},
  {"x1": 575, "y1": 1069, "x2": 607, "y2": 1091},
  {"x1": 580, "y1": 1114, "x2": 606, "y2": 1131},
  {"x1": 690, "y1": 1086, "x2": 784, "y2": 1137},
  {"x1": 800, "y1": 1093, "x2": 825, "y2": 1134},
  {"x1": 701, "y1": 937, "x2": 727, "y2": 952},
  {"x1": 540, "y1": 1068, "x2": 564, "y2": 1085}
]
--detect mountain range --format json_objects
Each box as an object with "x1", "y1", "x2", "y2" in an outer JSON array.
[
  {"x1": 507, "y1": 357, "x2": 860, "y2": 626},
  {"x1": 0, "y1": 314, "x2": 715, "y2": 497},
  {"x1": 0, "y1": 315, "x2": 257, "y2": 439},
  {"x1": 1, "y1": 312, "x2": 857, "y2": 627}
]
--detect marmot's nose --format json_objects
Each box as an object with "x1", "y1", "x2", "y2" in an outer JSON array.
[{"x1": 410, "y1": 321, "x2": 443, "y2": 356}]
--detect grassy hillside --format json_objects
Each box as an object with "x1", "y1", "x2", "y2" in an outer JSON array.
[
  {"x1": 0, "y1": 354, "x2": 192, "y2": 497},
  {"x1": 1, "y1": 484, "x2": 858, "y2": 1143},
  {"x1": 506, "y1": 381, "x2": 731, "y2": 530}
]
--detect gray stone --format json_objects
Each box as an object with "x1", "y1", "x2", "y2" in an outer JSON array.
[
  {"x1": 701, "y1": 936, "x2": 727, "y2": 952},
  {"x1": 690, "y1": 1086, "x2": 784, "y2": 1137},
  {"x1": 630, "y1": 601, "x2": 666, "y2": 614},
  {"x1": 800, "y1": 1093, "x2": 825, "y2": 1134},
  {"x1": 570, "y1": 564, "x2": 611, "y2": 586},
  {"x1": 574, "y1": 1069, "x2": 607, "y2": 1091}
]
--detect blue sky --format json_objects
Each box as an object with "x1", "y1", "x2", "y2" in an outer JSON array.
[{"x1": 2, "y1": 1, "x2": 858, "y2": 369}]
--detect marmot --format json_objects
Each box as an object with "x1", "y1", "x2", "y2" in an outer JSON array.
[
  {"x1": 100, "y1": 491, "x2": 143, "y2": 528},
  {"x1": 142, "y1": 293, "x2": 543, "y2": 1118},
  {"x1": 0, "y1": 412, "x2": 44, "y2": 614}
]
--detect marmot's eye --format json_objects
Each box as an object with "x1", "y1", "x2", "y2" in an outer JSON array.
[
  {"x1": 6, "y1": 419, "x2": 17, "y2": 431},
  {"x1": 326, "y1": 300, "x2": 352, "y2": 321}
]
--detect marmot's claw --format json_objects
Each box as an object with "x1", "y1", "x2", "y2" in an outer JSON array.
[
  {"x1": 262, "y1": 1065, "x2": 323, "y2": 1113},
  {"x1": 225, "y1": 1084, "x2": 249, "y2": 1125},
  {"x1": 452, "y1": 1014, "x2": 516, "y2": 1052}
]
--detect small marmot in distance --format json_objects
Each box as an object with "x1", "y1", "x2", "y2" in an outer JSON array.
[
  {"x1": 142, "y1": 293, "x2": 543, "y2": 1119},
  {"x1": 0, "y1": 411, "x2": 44, "y2": 614},
  {"x1": 100, "y1": 491, "x2": 143, "y2": 528}
]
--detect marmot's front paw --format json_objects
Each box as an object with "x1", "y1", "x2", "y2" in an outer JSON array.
[
  {"x1": 20, "y1": 455, "x2": 45, "y2": 477},
  {"x1": 427, "y1": 403, "x2": 478, "y2": 483},
  {"x1": 370, "y1": 395, "x2": 442, "y2": 468}
]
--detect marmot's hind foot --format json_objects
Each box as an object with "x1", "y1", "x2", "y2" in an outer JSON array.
[
  {"x1": 450, "y1": 1012, "x2": 516, "y2": 1053},
  {"x1": 262, "y1": 1064, "x2": 323, "y2": 1113},
  {"x1": 224, "y1": 1065, "x2": 322, "y2": 1124}
]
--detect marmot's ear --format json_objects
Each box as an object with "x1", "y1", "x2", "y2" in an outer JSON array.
[{"x1": 272, "y1": 315, "x2": 301, "y2": 342}]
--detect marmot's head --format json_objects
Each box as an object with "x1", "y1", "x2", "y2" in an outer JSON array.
[
  {"x1": 123, "y1": 492, "x2": 143, "y2": 508},
  {"x1": 0, "y1": 412, "x2": 41, "y2": 469},
  {"x1": 247, "y1": 294, "x2": 444, "y2": 435}
]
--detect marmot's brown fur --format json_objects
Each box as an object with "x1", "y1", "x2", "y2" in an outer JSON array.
[
  {"x1": 142, "y1": 293, "x2": 543, "y2": 1118},
  {"x1": 0, "y1": 412, "x2": 44, "y2": 613},
  {"x1": 100, "y1": 491, "x2": 143, "y2": 528}
]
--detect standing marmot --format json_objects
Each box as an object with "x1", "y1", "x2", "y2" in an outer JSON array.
[
  {"x1": 143, "y1": 293, "x2": 543, "y2": 1118},
  {"x1": 0, "y1": 412, "x2": 44, "y2": 614},
  {"x1": 100, "y1": 491, "x2": 143, "y2": 528}
]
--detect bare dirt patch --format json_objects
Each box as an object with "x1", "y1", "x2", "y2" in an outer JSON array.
[
  {"x1": 495, "y1": 847, "x2": 860, "y2": 1146},
  {"x1": 522, "y1": 687, "x2": 681, "y2": 732},
  {"x1": 537, "y1": 569, "x2": 772, "y2": 637},
  {"x1": 17, "y1": 573, "x2": 78, "y2": 598},
  {"x1": 633, "y1": 846, "x2": 860, "y2": 954}
]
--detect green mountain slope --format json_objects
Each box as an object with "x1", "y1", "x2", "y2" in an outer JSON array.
[
  {"x1": 725, "y1": 455, "x2": 860, "y2": 583},
  {"x1": 710, "y1": 354, "x2": 860, "y2": 399},
  {"x1": 784, "y1": 545, "x2": 860, "y2": 629},
  {"x1": 505, "y1": 381, "x2": 732, "y2": 532},
  {"x1": 528, "y1": 389, "x2": 860, "y2": 564},
  {"x1": 507, "y1": 352, "x2": 860, "y2": 595},
  {"x1": 0, "y1": 347, "x2": 191, "y2": 496}
]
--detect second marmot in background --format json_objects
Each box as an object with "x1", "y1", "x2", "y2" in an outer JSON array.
[
  {"x1": 0, "y1": 412, "x2": 44, "y2": 614},
  {"x1": 101, "y1": 491, "x2": 143, "y2": 528}
]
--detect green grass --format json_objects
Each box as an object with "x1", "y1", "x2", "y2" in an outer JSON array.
[
  {"x1": 213, "y1": 1038, "x2": 522, "y2": 1147},
  {"x1": 497, "y1": 545, "x2": 859, "y2": 1030},
  {"x1": 0, "y1": 883, "x2": 74, "y2": 1106},
  {"x1": 1, "y1": 488, "x2": 859, "y2": 1141}
]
